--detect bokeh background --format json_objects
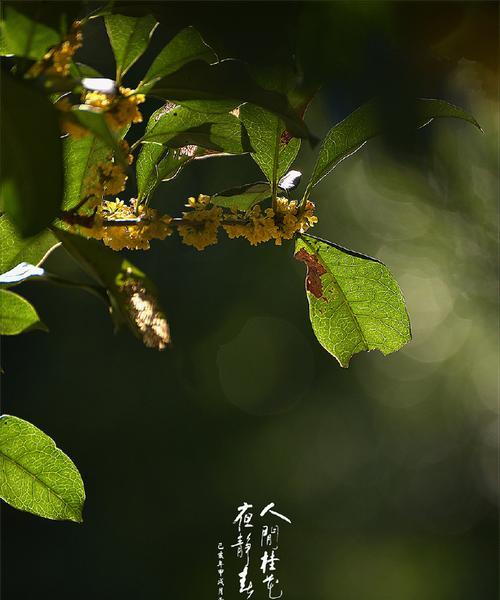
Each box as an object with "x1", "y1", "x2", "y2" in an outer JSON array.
[{"x1": 2, "y1": 2, "x2": 498, "y2": 599}]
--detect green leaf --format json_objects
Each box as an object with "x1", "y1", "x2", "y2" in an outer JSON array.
[
  {"x1": 69, "y1": 62, "x2": 103, "y2": 79},
  {"x1": 139, "y1": 26, "x2": 217, "y2": 91},
  {"x1": 0, "y1": 414, "x2": 85, "y2": 522},
  {"x1": 295, "y1": 234, "x2": 411, "y2": 367},
  {"x1": 62, "y1": 134, "x2": 109, "y2": 210},
  {"x1": 0, "y1": 214, "x2": 59, "y2": 272},
  {"x1": 0, "y1": 288, "x2": 46, "y2": 334},
  {"x1": 141, "y1": 104, "x2": 252, "y2": 154},
  {"x1": 0, "y1": 74, "x2": 63, "y2": 235},
  {"x1": 104, "y1": 13, "x2": 158, "y2": 81},
  {"x1": 239, "y1": 103, "x2": 300, "y2": 188},
  {"x1": 212, "y1": 182, "x2": 272, "y2": 211},
  {"x1": 147, "y1": 60, "x2": 309, "y2": 139},
  {"x1": 0, "y1": 4, "x2": 60, "y2": 59},
  {"x1": 66, "y1": 107, "x2": 125, "y2": 160},
  {"x1": 304, "y1": 98, "x2": 481, "y2": 199},
  {"x1": 54, "y1": 229, "x2": 170, "y2": 350},
  {"x1": 136, "y1": 145, "x2": 190, "y2": 201}
]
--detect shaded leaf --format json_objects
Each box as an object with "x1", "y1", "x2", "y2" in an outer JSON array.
[
  {"x1": 305, "y1": 98, "x2": 481, "y2": 198},
  {"x1": 212, "y1": 182, "x2": 273, "y2": 211},
  {"x1": 0, "y1": 414, "x2": 85, "y2": 522},
  {"x1": 67, "y1": 106, "x2": 123, "y2": 158},
  {"x1": 0, "y1": 214, "x2": 59, "y2": 273},
  {"x1": 136, "y1": 144, "x2": 190, "y2": 200},
  {"x1": 139, "y1": 26, "x2": 217, "y2": 91},
  {"x1": 0, "y1": 74, "x2": 63, "y2": 235},
  {"x1": 105, "y1": 13, "x2": 158, "y2": 81},
  {"x1": 54, "y1": 229, "x2": 170, "y2": 350},
  {"x1": 0, "y1": 288, "x2": 46, "y2": 334},
  {"x1": 295, "y1": 234, "x2": 411, "y2": 367},
  {"x1": 147, "y1": 60, "x2": 309, "y2": 139},
  {"x1": 0, "y1": 4, "x2": 60, "y2": 59}
]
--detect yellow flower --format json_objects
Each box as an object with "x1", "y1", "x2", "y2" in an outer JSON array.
[
  {"x1": 177, "y1": 195, "x2": 222, "y2": 250},
  {"x1": 79, "y1": 200, "x2": 172, "y2": 251},
  {"x1": 83, "y1": 87, "x2": 145, "y2": 131},
  {"x1": 29, "y1": 21, "x2": 83, "y2": 78}
]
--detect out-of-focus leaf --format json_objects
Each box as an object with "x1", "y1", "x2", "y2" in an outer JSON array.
[
  {"x1": 141, "y1": 104, "x2": 252, "y2": 154},
  {"x1": 0, "y1": 74, "x2": 63, "y2": 235},
  {"x1": 0, "y1": 262, "x2": 45, "y2": 285},
  {"x1": 104, "y1": 13, "x2": 158, "y2": 81},
  {"x1": 304, "y1": 98, "x2": 482, "y2": 198},
  {"x1": 139, "y1": 26, "x2": 217, "y2": 92},
  {"x1": 0, "y1": 4, "x2": 60, "y2": 59},
  {"x1": 295, "y1": 234, "x2": 411, "y2": 367},
  {"x1": 54, "y1": 229, "x2": 170, "y2": 350},
  {"x1": 0, "y1": 288, "x2": 46, "y2": 334},
  {"x1": 0, "y1": 414, "x2": 85, "y2": 522},
  {"x1": 67, "y1": 107, "x2": 123, "y2": 157},
  {"x1": 147, "y1": 60, "x2": 309, "y2": 139},
  {"x1": 212, "y1": 182, "x2": 273, "y2": 211},
  {"x1": 69, "y1": 62, "x2": 103, "y2": 79},
  {"x1": 0, "y1": 214, "x2": 59, "y2": 272}
]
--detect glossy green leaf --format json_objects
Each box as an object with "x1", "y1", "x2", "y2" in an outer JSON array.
[
  {"x1": 54, "y1": 229, "x2": 170, "y2": 350},
  {"x1": 141, "y1": 104, "x2": 252, "y2": 154},
  {"x1": 0, "y1": 4, "x2": 60, "y2": 59},
  {"x1": 1, "y1": 75, "x2": 63, "y2": 236},
  {"x1": 0, "y1": 214, "x2": 59, "y2": 273},
  {"x1": 0, "y1": 289, "x2": 46, "y2": 335},
  {"x1": 62, "y1": 134, "x2": 109, "y2": 210},
  {"x1": 105, "y1": 13, "x2": 158, "y2": 80},
  {"x1": 304, "y1": 98, "x2": 481, "y2": 199},
  {"x1": 0, "y1": 414, "x2": 85, "y2": 522},
  {"x1": 295, "y1": 234, "x2": 411, "y2": 367},
  {"x1": 139, "y1": 26, "x2": 217, "y2": 91},
  {"x1": 212, "y1": 182, "x2": 272, "y2": 211},
  {"x1": 240, "y1": 103, "x2": 300, "y2": 188},
  {"x1": 136, "y1": 145, "x2": 190, "y2": 200},
  {"x1": 147, "y1": 60, "x2": 309, "y2": 139}
]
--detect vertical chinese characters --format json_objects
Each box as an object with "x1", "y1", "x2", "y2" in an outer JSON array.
[{"x1": 232, "y1": 502, "x2": 255, "y2": 598}]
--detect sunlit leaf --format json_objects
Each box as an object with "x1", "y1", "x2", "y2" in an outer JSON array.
[
  {"x1": 304, "y1": 98, "x2": 481, "y2": 198},
  {"x1": 147, "y1": 60, "x2": 309, "y2": 139},
  {"x1": 54, "y1": 229, "x2": 170, "y2": 350},
  {"x1": 141, "y1": 104, "x2": 252, "y2": 154},
  {"x1": 136, "y1": 145, "x2": 190, "y2": 201},
  {"x1": 295, "y1": 234, "x2": 411, "y2": 367},
  {"x1": 67, "y1": 107, "x2": 123, "y2": 157},
  {"x1": 0, "y1": 214, "x2": 59, "y2": 273},
  {"x1": 139, "y1": 26, "x2": 217, "y2": 92},
  {"x1": 0, "y1": 74, "x2": 63, "y2": 235},
  {"x1": 0, "y1": 288, "x2": 46, "y2": 335},
  {"x1": 0, "y1": 414, "x2": 85, "y2": 522},
  {"x1": 212, "y1": 182, "x2": 273, "y2": 211},
  {"x1": 104, "y1": 13, "x2": 158, "y2": 81}
]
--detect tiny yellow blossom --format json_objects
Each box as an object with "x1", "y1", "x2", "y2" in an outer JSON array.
[
  {"x1": 177, "y1": 195, "x2": 222, "y2": 251},
  {"x1": 83, "y1": 87, "x2": 145, "y2": 131},
  {"x1": 28, "y1": 21, "x2": 83, "y2": 78}
]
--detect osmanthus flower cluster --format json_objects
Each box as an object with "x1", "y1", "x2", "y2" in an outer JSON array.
[{"x1": 0, "y1": 4, "x2": 481, "y2": 525}]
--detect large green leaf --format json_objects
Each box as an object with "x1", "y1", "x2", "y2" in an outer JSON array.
[
  {"x1": 139, "y1": 26, "x2": 217, "y2": 92},
  {"x1": 295, "y1": 234, "x2": 411, "y2": 367},
  {"x1": 147, "y1": 60, "x2": 309, "y2": 139},
  {"x1": 0, "y1": 214, "x2": 58, "y2": 272},
  {"x1": 54, "y1": 229, "x2": 170, "y2": 350},
  {"x1": 304, "y1": 98, "x2": 481, "y2": 199},
  {"x1": 62, "y1": 134, "x2": 110, "y2": 210},
  {"x1": 0, "y1": 288, "x2": 46, "y2": 334},
  {"x1": 212, "y1": 182, "x2": 272, "y2": 211},
  {"x1": 240, "y1": 103, "x2": 300, "y2": 189},
  {"x1": 104, "y1": 13, "x2": 158, "y2": 81},
  {"x1": 0, "y1": 414, "x2": 85, "y2": 522},
  {"x1": 0, "y1": 74, "x2": 63, "y2": 235},
  {"x1": 0, "y1": 4, "x2": 60, "y2": 59}
]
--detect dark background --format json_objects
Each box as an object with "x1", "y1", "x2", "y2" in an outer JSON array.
[{"x1": 2, "y1": 2, "x2": 498, "y2": 598}]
